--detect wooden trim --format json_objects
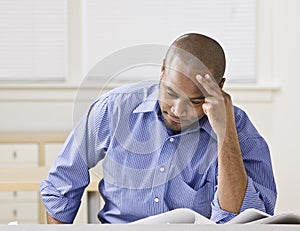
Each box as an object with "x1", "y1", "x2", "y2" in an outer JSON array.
[{"x1": 0, "y1": 132, "x2": 69, "y2": 143}]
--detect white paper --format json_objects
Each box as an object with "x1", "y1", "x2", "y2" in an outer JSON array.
[
  {"x1": 227, "y1": 208, "x2": 270, "y2": 224},
  {"x1": 246, "y1": 212, "x2": 300, "y2": 224},
  {"x1": 130, "y1": 208, "x2": 214, "y2": 224},
  {"x1": 130, "y1": 208, "x2": 300, "y2": 225}
]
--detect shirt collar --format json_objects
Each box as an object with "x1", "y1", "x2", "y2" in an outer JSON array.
[
  {"x1": 133, "y1": 86, "x2": 159, "y2": 114},
  {"x1": 133, "y1": 86, "x2": 217, "y2": 141}
]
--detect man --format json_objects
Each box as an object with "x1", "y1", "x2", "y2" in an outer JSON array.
[{"x1": 40, "y1": 33, "x2": 277, "y2": 224}]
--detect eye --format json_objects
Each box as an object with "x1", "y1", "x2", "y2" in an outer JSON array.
[
  {"x1": 167, "y1": 90, "x2": 177, "y2": 98},
  {"x1": 191, "y1": 99, "x2": 205, "y2": 105}
]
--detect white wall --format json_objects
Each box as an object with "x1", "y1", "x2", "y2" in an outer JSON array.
[
  {"x1": 232, "y1": 0, "x2": 300, "y2": 214},
  {"x1": 263, "y1": 0, "x2": 300, "y2": 214},
  {"x1": 0, "y1": 0, "x2": 299, "y2": 214}
]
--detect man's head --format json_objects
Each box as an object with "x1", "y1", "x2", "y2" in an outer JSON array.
[{"x1": 158, "y1": 33, "x2": 226, "y2": 133}]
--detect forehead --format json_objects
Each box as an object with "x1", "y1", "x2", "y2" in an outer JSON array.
[{"x1": 162, "y1": 67, "x2": 206, "y2": 97}]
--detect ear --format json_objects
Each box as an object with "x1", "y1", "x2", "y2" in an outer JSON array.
[
  {"x1": 219, "y1": 78, "x2": 226, "y2": 89},
  {"x1": 160, "y1": 59, "x2": 166, "y2": 80}
]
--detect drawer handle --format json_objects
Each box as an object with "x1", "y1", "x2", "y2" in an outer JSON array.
[
  {"x1": 12, "y1": 151, "x2": 17, "y2": 159},
  {"x1": 13, "y1": 209, "x2": 17, "y2": 217}
]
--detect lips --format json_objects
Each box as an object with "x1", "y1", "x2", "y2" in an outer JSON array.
[{"x1": 167, "y1": 113, "x2": 181, "y2": 124}]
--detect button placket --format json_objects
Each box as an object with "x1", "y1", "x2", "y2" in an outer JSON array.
[{"x1": 150, "y1": 136, "x2": 178, "y2": 210}]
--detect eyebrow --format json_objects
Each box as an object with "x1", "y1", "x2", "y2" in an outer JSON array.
[
  {"x1": 164, "y1": 83, "x2": 205, "y2": 101},
  {"x1": 166, "y1": 85, "x2": 178, "y2": 95},
  {"x1": 190, "y1": 96, "x2": 205, "y2": 101}
]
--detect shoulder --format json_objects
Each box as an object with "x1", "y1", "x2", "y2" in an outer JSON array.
[
  {"x1": 233, "y1": 106, "x2": 271, "y2": 158},
  {"x1": 233, "y1": 106, "x2": 250, "y2": 122},
  {"x1": 92, "y1": 81, "x2": 158, "y2": 111},
  {"x1": 233, "y1": 106, "x2": 261, "y2": 140},
  {"x1": 110, "y1": 81, "x2": 158, "y2": 96}
]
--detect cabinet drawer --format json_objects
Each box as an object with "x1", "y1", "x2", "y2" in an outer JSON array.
[
  {"x1": 0, "y1": 144, "x2": 38, "y2": 165},
  {"x1": 0, "y1": 192, "x2": 38, "y2": 201},
  {"x1": 45, "y1": 143, "x2": 64, "y2": 166},
  {"x1": 0, "y1": 202, "x2": 38, "y2": 220}
]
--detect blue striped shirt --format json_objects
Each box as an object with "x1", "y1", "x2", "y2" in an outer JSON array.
[{"x1": 40, "y1": 82, "x2": 277, "y2": 224}]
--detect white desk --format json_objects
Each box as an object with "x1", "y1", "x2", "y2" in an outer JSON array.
[{"x1": 0, "y1": 224, "x2": 299, "y2": 231}]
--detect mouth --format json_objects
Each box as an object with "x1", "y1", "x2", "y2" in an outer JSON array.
[{"x1": 166, "y1": 112, "x2": 182, "y2": 124}]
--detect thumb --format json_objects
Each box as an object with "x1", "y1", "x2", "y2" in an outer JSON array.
[{"x1": 202, "y1": 103, "x2": 210, "y2": 115}]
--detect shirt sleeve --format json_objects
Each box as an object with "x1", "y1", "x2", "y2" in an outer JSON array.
[
  {"x1": 210, "y1": 177, "x2": 270, "y2": 223},
  {"x1": 40, "y1": 148, "x2": 90, "y2": 223},
  {"x1": 40, "y1": 95, "x2": 111, "y2": 223}
]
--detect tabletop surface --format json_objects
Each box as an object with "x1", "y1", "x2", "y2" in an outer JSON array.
[{"x1": 0, "y1": 224, "x2": 299, "y2": 231}]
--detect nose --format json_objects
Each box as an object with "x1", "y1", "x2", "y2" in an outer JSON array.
[{"x1": 171, "y1": 99, "x2": 187, "y2": 117}]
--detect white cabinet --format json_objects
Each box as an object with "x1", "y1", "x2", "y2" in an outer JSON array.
[
  {"x1": 0, "y1": 133, "x2": 100, "y2": 224},
  {"x1": 44, "y1": 143, "x2": 63, "y2": 167},
  {"x1": 0, "y1": 192, "x2": 38, "y2": 224},
  {"x1": 0, "y1": 144, "x2": 38, "y2": 166},
  {"x1": 0, "y1": 192, "x2": 38, "y2": 201},
  {"x1": 0, "y1": 143, "x2": 39, "y2": 224},
  {"x1": 0, "y1": 133, "x2": 68, "y2": 224}
]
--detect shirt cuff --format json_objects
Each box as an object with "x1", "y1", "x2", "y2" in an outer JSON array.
[
  {"x1": 40, "y1": 180, "x2": 81, "y2": 223},
  {"x1": 210, "y1": 177, "x2": 266, "y2": 224}
]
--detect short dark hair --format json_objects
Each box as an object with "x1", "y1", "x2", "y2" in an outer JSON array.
[{"x1": 165, "y1": 33, "x2": 226, "y2": 83}]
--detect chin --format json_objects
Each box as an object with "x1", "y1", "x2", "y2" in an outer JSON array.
[{"x1": 165, "y1": 121, "x2": 191, "y2": 134}]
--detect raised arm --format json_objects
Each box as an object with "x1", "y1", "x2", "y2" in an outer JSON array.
[{"x1": 197, "y1": 74, "x2": 247, "y2": 213}]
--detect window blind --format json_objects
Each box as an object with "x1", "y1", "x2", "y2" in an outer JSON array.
[
  {"x1": 83, "y1": 0, "x2": 256, "y2": 83},
  {"x1": 0, "y1": 0, "x2": 68, "y2": 81}
]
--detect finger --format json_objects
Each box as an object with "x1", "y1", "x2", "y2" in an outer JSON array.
[
  {"x1": 202, "y1": 102, "x2": 210, "y2": 115},
  {"x1": 204, "y1": 96, "x2": 216, "y2": 104},
  {"x1": 194, "y1": 75, "x2": 210, "y2": 97},
  {"x1": 196, "y1": 74, "x2": 222, "y2": 97},
  {"x1": 202, "y1": 74, "x2": 221, "y2": 95},
  {"x1": 205, "y1": 94, "x2": 226, "y2": 105},
  {"x1": 202, "y1": 103, "x2": 212, "y2": 116}
]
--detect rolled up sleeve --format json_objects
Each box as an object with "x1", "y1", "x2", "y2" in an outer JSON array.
[
  {"x1": 40, "y1": 180, "x2": 83, "y2": 223},
  {"x1": 210, "y1": 176, "x2": 276, "y2": 224},
  {"x1": 39, "y1": 136, "x2": 91, "y2": 223}
]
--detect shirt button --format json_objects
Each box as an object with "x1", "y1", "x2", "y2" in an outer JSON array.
[
  {"x1": 154, "y1": 197, "x2": 160, "y2": 203},
  {"x1": 159, "y1": 166, "x2": 165, "y2": 172},
  {"x1": 169, "y1": 137, "x2": 175, "y2": 142}
]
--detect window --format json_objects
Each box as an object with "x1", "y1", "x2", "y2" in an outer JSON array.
[
  {"x1": 0, "y1": 0, "x2": 68, "y2": 82},
  {"x1": 83, "y1": 0, "x2": 256, "y2": 83}
]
